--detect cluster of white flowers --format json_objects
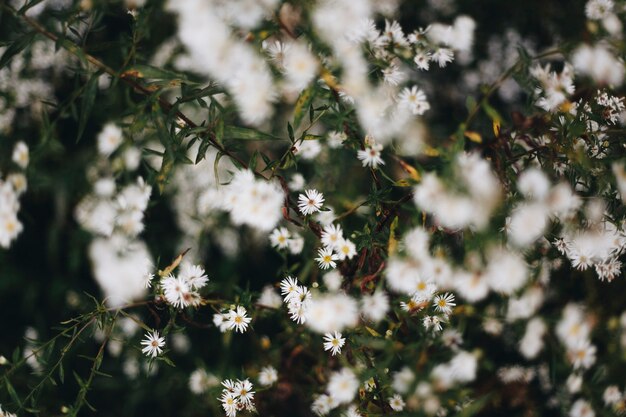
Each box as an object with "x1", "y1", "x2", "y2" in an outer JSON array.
[
  {"x1": 530, "y1": 63, "x2": 575, "y2": 112},
  {"x1": 221, "y1": 170, "x2": 285, "y2": 232},
  {"x1": 0, "y1": 142, "x2": 28, "y2": 248},
  {"x1": 554, "y1": 222, "x2": 626, "y2": 281},
  {"x1": 414, "y1": 152, "x2": 501, "y2": 230},
  {"x1": 169, "y1": 145, "x2": 239, "y2": 259},
  {"x1": 311, "y1": 368, "x2": 359, "y2": 415},
  {"x1": 595, "y1": 90, "x2": 625, "y2": 124},
  {"x1": 76, "y1": 176, "x2": 152, "y2": 238},
  {"x1": 166, "y1": 0, "x2": 277, "y2": 125},
  {"x1": 73, "y1": 123, "x2": 156, "y2": 305},
  {"x1": 219, "y1": 378, "x2": 256, "y2": 417},
  {"x1": 430, "y1": 350, "x2": 478, "y2": 390},
  {"x1": 0, "y1": 38, "x2": 69, "y2": 133},
  {"x1": 213, "y1": 306, "x2": 252, "y2": 333},
  {"x1": 507, "y1": 167, "x2": 580, "y2": 247},
  {"x1": 557, "y1": 304, "x2": 597, "y2": 371},
  {"x1": 572, "y1": 43, "x2": 624, "y2": 86},
  {"x1": 279, "y1": 276, "x2": 311, "y2": 325},
  {"x1": 310, "y1": 2, "x2": 473, "y2": 143},
  {"x1": 304, "y1": 292, "x2": 360, "y2": 334},
  {"x1": 316, "y1": 223, "x2": 357, "y2": 269},
  {"x1": 159, "y1": 263, "x2": 209, "y2": 308}
]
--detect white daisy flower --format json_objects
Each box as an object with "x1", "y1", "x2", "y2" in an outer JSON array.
[
  {"x1": 316, "y1": 247, "x2": 339, "y2": 269},
  {"x1": 140, "y1": 330, "x2": 165, "y2": 358},
  {"x1": 298, "y1": 189, "x2": 325, "y2": 215},
  {"x1": 323, "y1": 331, "x2": 346, "y2": 356},
  {"x1": 226, "y1": 306, "x2": 252, "y2": 333},
  {"x1": 433, "y1": 293, "x2": 456, "y2": 315},
  {"x1": 357, "y1": 143, "x2": 385, "y2": 169}
]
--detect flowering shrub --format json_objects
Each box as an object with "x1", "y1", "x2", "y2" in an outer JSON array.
[{"x1": 3, "y1": 0, "x2": 626, "y2": 416}]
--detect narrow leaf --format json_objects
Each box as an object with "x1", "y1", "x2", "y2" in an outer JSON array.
[
  {"x1": 76, "y1": 74, "x2": 98, "y2": 143},
  {"x1": 0, "y1": 32, "x2": 36, "y2": 69}
]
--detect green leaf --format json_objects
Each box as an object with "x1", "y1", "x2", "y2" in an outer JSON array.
[
  {"x1": 293, "y1": 85, "x2": 316, "y2": 129},
  {"x1": 5, "y1": 377, "x2": 21, "y2": 407},
  {"x1": 177, "y1": 84, "x2": 222, "y2": 103},
  {"x1": 287, "y1": 122, "x2": 294, "y2": 142},
  {"x1": 76, "y1": 74, "x2": 98, "y2": 143},
  {"x1": 481, "y1": 101, "x2": 502, "y2": 124},
  {"x1": 224, "y1": 126, "x2": 283, "y2": 141},
  {"x1": 0, "y1": 31, "x2": 36, "y2": 69}
]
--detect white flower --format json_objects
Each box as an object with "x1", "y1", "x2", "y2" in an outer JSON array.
[
  {"x1": 392, "y1": 367, "x2": 415, "y2": 394},
  {"x1": 258, "y1": 286, "x2": 282, "y2": 309},
  {"x1": 357, "y1": 143, "x2": 385, "y2": 168},
  {"x1": 360, "y1": 291, "x2": 389, "y2": 322},
  {"x1": 433, "y1": 292, "x2": 456, "y2": 315},
  {"x1": 270, "y1": 227, "x2": 291, "y2": 249},
  {"x1": 519, "y1": 318, "x2": 547, "y2": 359},
  {"x1": 316, "y1": 247, "x2": 339, "y2": 269},
  {"x1": 566, "y1": 373, "x2": 583, "y2": 394},
  {"x1": 414, "y1": 51, "x2": 431, "y2": 70},
  {"x1": 221, "y1": 170, "x2": 285, "y2": 232},
  {"x1": 220, "y1": 392, "x2": 238, "y2": 417},
  {"x1": 179, "y1": 263, "x2": 209, "y2": 289},
  {"x1": 97, "y1": 123, "x2": 123, "y2": 156},
  {"x1": 234, "y1": 379, "x2": 255, "y2": 406},
  {"x1": 12, "y1": 141, "x2": 29, "y2": 169},
  {"x1": 323, "y1": 270, "x2": 343, "y2": 292},
  {"x1": 327, "y1": 131, "x2": 347, "y2": 148},
  {"x1": 311, "y1": 394, "x2": 338, "y2": 416},
  {"x1": 431, "y1": 48, "x2": 454, "y2": 67},
  {"x1": 288, "y1": 234, "x2": 305, "y2": 254},
  {"x1": 258, "y1": 366, "x2": 278, "y2": 387},
  {"x1": 485, "y1": 247, "x2": 528, "y2": 294},
  {"x1": 143, "y1": 272, "x2": 154, "y2": 289},
  {"x1": 280, "y1": 276, "x2": 300, "y2": 303},
  {"x1": 140, "y1": 330, "x2": 165, "y2": 358},
  {"x1": 603, "y1": 385, "x2": 622, "y2": 406},
  {"x1": 282, "y1": 41, "x2": 318, "y2": 91},
  {"x1": 213, "y1": 312, "x2": 230, "y2": 333},
  {"x1": 398, "y1": 86, "x2": 430, "y2": 116},
  {"x1": 569, "y1": 399, "x2": 595, "y2": 417},
  {"x1": 568, "y1": 339, "x2": 597, "y2": 369},
  {"x1": 288, "y1": 173, "x2": 305, "y2": 191},
  {"x1": 327, "y1": 368, "x2": 359, "y2": 404},
  {"x1": 388, "y1": 394, "x2": 405, "y2": 411},
  {"x1": 321, "y1": 224, "x2": 343, "y2": 249},
  {"x1": 305, "y1": 293, "x2": 359, "y2": 334},
  {"x1": 226, "y1": 306, "x2": 252, "y2": 333},
  {"x1": 323, "y1": 331, "x2": 345, "y2": 356},
  {"x1": 189, "y1": 369, "x2": 219, "y2": 394},
  {"x1": 337, "y1": 239, "x2": 356, "y2": 261},
  {"x1": 585, "y1": 0, "x2": 614, "y2": 20},
  {"x1": 265, "y1": 40, "x2": 290, "y2": 67},
  {"x1": 161, "y1": 275, "x2": 193, "y2": 309},
  {"x1": 298, "y1": 189, "x2": 325, "y2": 215}
]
